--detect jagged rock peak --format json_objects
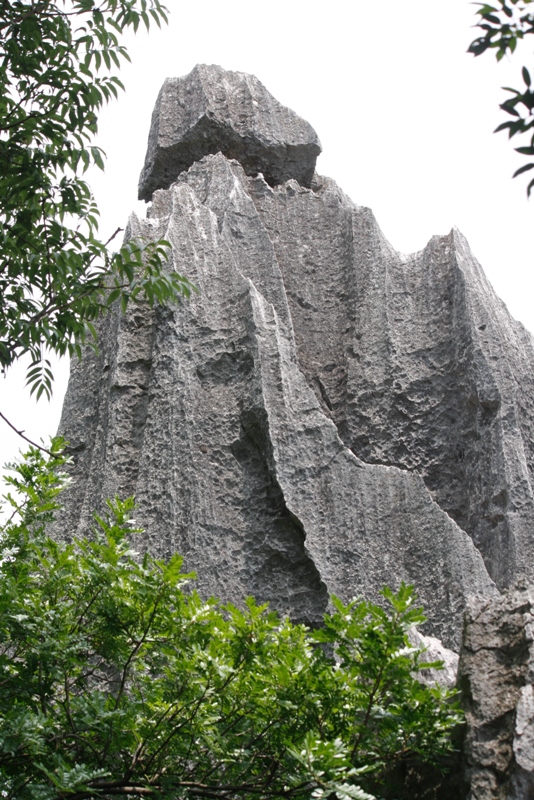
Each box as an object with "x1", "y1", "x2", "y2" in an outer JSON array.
[
  {"x1": 58, "y1": 150, "x2": 498, "y2": 650},
  {"x1": 138, "y1": 64, "x2": 322, "y2": 201}
]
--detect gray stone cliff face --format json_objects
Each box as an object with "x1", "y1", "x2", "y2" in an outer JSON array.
[
  {"x1": 57, "y1": 65, "x2": 534, "y2": 651},
  {"x1": 247, "y1": 175, "x2": 534, "y2": 594},
  {"x1": 459, "y1": 581, "x2": 534, "y2": 799}
]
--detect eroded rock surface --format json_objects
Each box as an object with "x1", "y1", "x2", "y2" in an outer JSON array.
[
  {"x1": 57, "y1": 143, "x2": 497, "y2": 647},
  {"x1": 245, "y1": 175, "x2": 534, "y2": 592},
  {"x1": 55, "y1": 64, "x2": 534, "y2": 648},
  {"x1": 55, "y1": 62, "x2": 534, "y2": 799},
  {"x1": 138, "y1": 64, "x2": 321, "y2": 201},
  {"x1": 459, "y1": 581, "x2": 534, "y2": 799}
]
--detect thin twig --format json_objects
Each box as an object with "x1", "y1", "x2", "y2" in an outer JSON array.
[
  {"x1": 0, "y1": 411, "x2": 55, "y2": 457},
  {"x1": 105, "y1": 226, "x2": 124, "y2": 247}
]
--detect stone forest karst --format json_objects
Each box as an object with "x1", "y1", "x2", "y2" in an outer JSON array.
[{"x1": 55, "y1": 65, "x2": 534, "y2": 799}]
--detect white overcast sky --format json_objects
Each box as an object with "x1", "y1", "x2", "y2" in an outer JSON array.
[{"x1": 1, "y1": 0, "x2": 533, "y2": 473}]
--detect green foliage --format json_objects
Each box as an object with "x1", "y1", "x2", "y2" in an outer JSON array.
[
  {"x1": 0, "y1": 1, "x2": 195, "y2": 400},
  {"x1": 0, "y1": 444, "x2": 462, "y2": 800},
  {"x1": 469, "y1": 1, "x2": 534, "y2": 195}
]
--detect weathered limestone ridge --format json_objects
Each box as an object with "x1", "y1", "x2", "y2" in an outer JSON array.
[
  {"x1": 244, "y1": 172, "x2": 534, "y2": 594},
  {"x1": 55, "y1": 182, "x2": 487, "y2": 648},
  {"x1": 53, "y1": 65, "x2": 534, "y2": 800},
  {"x1": 57, "y1": 65, "x2": 534, "y2": 654}
]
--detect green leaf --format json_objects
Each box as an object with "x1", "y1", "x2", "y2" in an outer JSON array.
[{"x1": 513, "y1": 161, "x2": 534, "y2": 176}]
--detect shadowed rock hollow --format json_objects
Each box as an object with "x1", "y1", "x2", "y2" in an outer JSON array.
[{"x1": 57, "y1": 65, "x2": 534, "y2": 651}]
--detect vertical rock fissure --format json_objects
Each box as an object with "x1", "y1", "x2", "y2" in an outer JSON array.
[{"x1": 229, "y1": 404, "x2": 329, "y2": 627}]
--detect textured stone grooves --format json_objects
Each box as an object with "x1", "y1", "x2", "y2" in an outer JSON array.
[
  {"x1": 56, "y1": 152, "x2": 498, "y2": 648},
  {"x1": 247, "y1": 174, "x2": 534, "y2": 590},
  {"x1": 56, "y1": 297, "x2": 157, "y2": 539}
]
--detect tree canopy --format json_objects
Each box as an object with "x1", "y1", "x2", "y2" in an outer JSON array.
[
  {"x1": 469, "y1": 0, "x2": 534, "y2": 194},
  {"x1": 0, "y1": 0, "x2": 195, "y2": 402},
  {"x1": 0, "y1": 443, "x2": 463, "y2": 800}
]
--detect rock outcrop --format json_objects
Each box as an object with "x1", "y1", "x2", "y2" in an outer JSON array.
[
  {"x1": 245, "y1": 178, "x2": 534, "y2": 594},
  {"x1": 57, "y1": 152, "x2": 497, "y2": 645},
  {"x1": 138, "y1": 64, "x2": 321, "y2": 201},
  {"x1": 57, "y1": 64, "x2": 534, "y2": 651},
  {"x1": 409, "y1": 628, "x2": 459, "y2": 689},
  {"x1": 459, "y1": 581, "x2": 534, "y2": 799}
]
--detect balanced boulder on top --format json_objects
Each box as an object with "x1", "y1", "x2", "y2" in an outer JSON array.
[{"x1": 138, "y1": 63, "x2": 322, "y2": 201}]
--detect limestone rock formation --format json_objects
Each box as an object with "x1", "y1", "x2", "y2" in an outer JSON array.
[
  {"x1": 138, "y1": 64, "x2": 321, "y2": 201},
  {"x1": 246, "y1": 178, "x2": 534, "y2": 594},
  {"x1": 57, "y1": 64, "x2": 534, "y2": 652},
  {"x1": 408, "y1": 628, "x2": 459, "y2": 689},
  {"x1": 459, "y1": 581, "x2": 534, "y2": 799}
]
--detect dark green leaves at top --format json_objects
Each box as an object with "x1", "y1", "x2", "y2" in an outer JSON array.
[
  {"x1": 469, "y1": 1, "x2": 534, "y2": 61},
  {"x1": 0, "y1": 444, "x2": 463, "y2": 800},
  {"x1": 469, "y1": 0, "x2": 534, "y2": 195}
]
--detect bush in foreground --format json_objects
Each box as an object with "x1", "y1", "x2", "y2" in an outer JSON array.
[{"x1": 0, "y1": 442, "x2": 462, "y2": 800}]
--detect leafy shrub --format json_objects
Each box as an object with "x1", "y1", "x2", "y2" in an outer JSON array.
[{"x1": 0, "y1": 443, "x2": 462, "y2": 800}]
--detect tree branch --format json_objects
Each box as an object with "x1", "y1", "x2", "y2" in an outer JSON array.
[{"x1": 0, "y1": 410, "x2": 54, "y2": 457}]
